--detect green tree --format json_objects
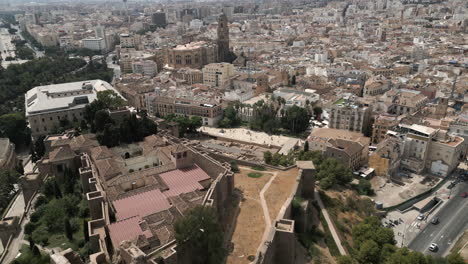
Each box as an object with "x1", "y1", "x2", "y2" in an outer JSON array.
[
  {"x1": 63, "y1": 168, "x2": 75, "y2": 194},
  {"x1": 29, "y1": 237, "x2": 34, "y2": 250},
  {"x1": 33, "y1": 136, "x2": 46, "y2": 161},
  {"x1": 313, "y1": 106, "x2": 323, "y2": 119},
  {"x1": 72, "y1": 48, "x2": 100, "y2": 61},
  {"x1": 53, "y1": 179, "x2": 62, "y2": 199},
  {"x1": 64, "y1": 218, "x2": 73, "y2": 240},
  {"x1": 280, "y1": 105, "x2": 310, "y2": 134},
  {"x1": 0, "y1": 169, "x2": 19, "y2": 212},
  {"x1": 97, "y1": 123, "x2": 120, "y2": 147},
  {"x1": 94, "y1": 109, "x2": 113, "y2": 132},
  {"x1": 43, "y1": 199, "x2": 66, "y2": 232},
  {"x1": 219, "y1": 105, "x2": 240, "y2": 128},
  {"x1": 174, "y1": 206, "x2": 225, "y2": 264},
  {"x1": 32, "y1": 245, "x2": 41, "y2": 256},
  {"x1": 229, "y1": 161, "x2": 239, "y2": 173},
  {"x1": 357, "y1": 239, "x2": 381, "y2": 264},
  {"x1": 83, "y1": 219, "x2": 89, "y2": 242},
  {"x1": 264, "y1": 151, "x2": 273, "y2": 164},
  {"x1": 0, "y1": 113, "x2": 31, "y2": 147},
  {"x1": 96, "y1": 90, "x2": 125, "y2": 109},
  {"x1": 357, "y1": 179, "x2": 374, "y2": 195},
  {"x1": 188, "y1": 116, "x2": 202, "y2": 133},
  {"x1": 337, "y1": 255, "x2": 357, "y2": 264},
  {"x1": 446, "y1": 252, "x2": 465, "y2": 264},
  {"x1": 319, "y1": 174, "x2": 335, "y2": 189}
]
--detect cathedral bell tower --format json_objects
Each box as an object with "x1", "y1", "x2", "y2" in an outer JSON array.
[{"x1": 217, "y1": 13, "x2": 230, "y2": 63}]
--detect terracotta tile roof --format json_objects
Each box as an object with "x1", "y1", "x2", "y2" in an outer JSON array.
[
  {"x1": 159, "y1": 165, "x2": 211, "y2": 197},
  {"x1": 71, "y1": 134, "x2": 99, "y2": 151},
  {"x1": 95, "y1": 158, "x2": 124, "y2": 181},
  {"x1": 113, "y1": 188, "x2": 171, "y2": 221},
  {"x1": 90, "y1": 146, "x2": 114, "y2": 161},
  {"x1": 48, "y1": 145, "x2": 75, "y2": 162},
  {"x1": 108, "y1": 216, "x2": 145, "y2": 249}
]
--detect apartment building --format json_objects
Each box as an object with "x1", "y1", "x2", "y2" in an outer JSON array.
[
  {"x1": 115, "y1": 80, "x2": 154, "y2": 110},
  {"x1": 399, "y1": 124, "x2": 464, "y2": 176},
  {"x1": 371, "y1": 114, "x2": 400, "y2": 144},
  {"x1": 386, "y1": 89, "x2": 429, "y2": 115},
  {"x1": 202, "y1": 63, "x2": 235, "y2": 88},
  {"x1": 120, "y1": 34, "x2": 136, "y2": 48},
  {"x1": 307, "y1": 128, "x2": 370, "y2": 170},
  {"x1": 324, "y1": 139, "x2": 367, "y2": 171},
  {"x1": 25, "y1": 80, "x2": 123, "y2": 139},
  {"x1": 172, "y1": 68, "x2": 203, "y2": 84},
  {"x1": 145, "y1": 93, "x2": 223, "y2": 126},
  {"x1": 131, "y1": 60, "x2": 158, "y2": 77},
  {"x1": 328, "y1": 98, "x2": 372, "y2": 134},
  {"x1": 363, "y1": 77, "x2": 392, "y2": 97}
]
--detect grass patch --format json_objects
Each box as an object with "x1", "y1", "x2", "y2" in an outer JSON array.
[
  {"x1": 251, "y1": 165, "x2": 266, "y2": 171},
  {"x1": 333, "y1": 98, "x2": 345, "y2": 105},
  {"x1": 12, "y1": 244, "x2": 50, "y2": 264},
  {"x1": 247, "y1": 172, "x2": 263, "y2": 178}
]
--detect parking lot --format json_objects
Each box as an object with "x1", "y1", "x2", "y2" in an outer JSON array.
[{"x1": 383, "y1": 173, "x2": 467, "y2": 251}]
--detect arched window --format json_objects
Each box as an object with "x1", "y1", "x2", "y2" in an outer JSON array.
[
  {"x1": 195, "y1": 54, "x2": 199, "y2": 64},
  {"x1": 175, "y1": 55, "x2": 182, "y2": 64},
  {"x1": 185, "y1": 55, "x2": 192, "y2": 65}
]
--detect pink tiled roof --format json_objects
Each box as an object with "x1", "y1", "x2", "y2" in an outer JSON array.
[
  {"x1": 113, "y1": 188, "x2": 171, "y2": 221},
  {"x1": 159, "y1": 165, "x2": 211, "y2": 197},
  {"x1": 108, "y1": 216, "x2": 144, "y2": 248}
]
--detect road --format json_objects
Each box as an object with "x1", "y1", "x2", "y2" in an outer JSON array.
[
  {"x1": 12, "y1": 25, "x2": 44, "y2": 58},
  {"x1": 408, "y1": 181, "x2": 468, "y2": 257}
]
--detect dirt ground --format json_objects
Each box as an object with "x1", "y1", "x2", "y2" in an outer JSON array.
[
  {"x1": 264, "y1": 167, "x2": 299, "y2": 221},
  {"x1": 371, "y1": 175, "x2": 435, "y2": 207},
  {"x1": 451, "y1": 230, "x2": 468, "y2": 261},
  {"x1": 226, "y1": 167, "x2": 274, "y2": 264}
]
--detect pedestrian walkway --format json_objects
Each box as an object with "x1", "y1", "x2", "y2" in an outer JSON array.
[{"x1": 314, "y1": 190, "x2": 347, "y2": 256}]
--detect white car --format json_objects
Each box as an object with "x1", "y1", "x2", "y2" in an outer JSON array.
[
  {"x1": 417, "y1": 213, "x2": 425, "y2": 220},
  {"x1": 429, "y1": 243, "x2": 438, "y2": 252}
]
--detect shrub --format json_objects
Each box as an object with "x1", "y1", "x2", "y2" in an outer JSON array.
[
  {"x1": 247, "y1": 172, "x2": 263, "y2": 178},
  {"x1": 251, "y1": 165, "x2": 266, "y2": 171},
  {"x1": 34, "y1": 196, "x2": 48, "y2": 209},
  {"x1": 25, "y1": 222, "x2": 36, "y2": 235},
  {"x1": 229, "y1": 161, "x2": 239, "y2": 173}
]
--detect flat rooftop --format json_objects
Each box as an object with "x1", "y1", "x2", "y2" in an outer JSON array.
[
  {"x1": 25, "y1": 80, "x2": 123, "y2": 116},
  {"x1": 198, "y1": 127, "x2": 298, "y2": 148}
]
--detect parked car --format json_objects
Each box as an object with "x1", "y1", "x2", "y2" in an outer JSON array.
[
  {"x1": 431, "y1": 217, "x2": 439, "y2": 224},
  {"x1": 429, "y1": 243, "x2": 438, "y2": 252},
  {"x1": 417, "y1": 213, "x2": 425, "y2": 220},
  {"x1": 461, "y1": 192, "x2": 468, "y2": 198}
]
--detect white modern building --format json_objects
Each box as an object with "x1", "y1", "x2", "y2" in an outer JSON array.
[
  {"x1": 25, "y1": 80, "x2": 124, "y2": 139},
  {"x1": 82, "y1": 38, "x2": 107, "y2": 52}
]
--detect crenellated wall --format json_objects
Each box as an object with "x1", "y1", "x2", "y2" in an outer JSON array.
[{"x1": 255, "y1": 161, "x2": 316, "y2": 264}]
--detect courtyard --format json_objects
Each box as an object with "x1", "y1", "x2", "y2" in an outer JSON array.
[{"x1": 226, "y1": 166, "x2": 298, "y2": 264}]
